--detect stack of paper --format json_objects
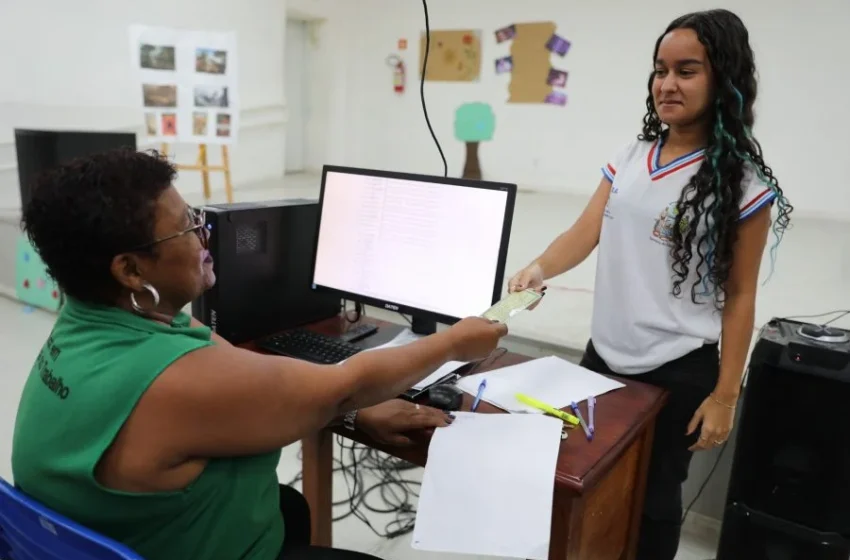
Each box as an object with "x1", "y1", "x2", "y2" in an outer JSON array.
[
  {"x1": 412, "y1": 412, "x2": 562, "y2": 559},
  {"x1": 457, "y1": 355, "x2": 624, "y2": 414}
]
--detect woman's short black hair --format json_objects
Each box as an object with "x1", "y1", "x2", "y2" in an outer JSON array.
[{"x1": 22, "y1": 148, "x2": 177, "y2": 305}]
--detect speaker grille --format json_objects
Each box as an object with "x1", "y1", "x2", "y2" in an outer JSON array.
[{"x1": 235, "y1": 222, "x2": 267, "y2": 255}]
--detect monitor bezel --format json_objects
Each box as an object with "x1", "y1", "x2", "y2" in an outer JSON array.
[{"x1": 311, "y1": 164, "x2": 517, "y2": 327}]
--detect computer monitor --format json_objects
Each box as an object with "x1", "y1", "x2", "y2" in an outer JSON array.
[
  {"x1": 14, "y1": 129, "x2": 137, "y2": 208},
  {"x1": 311, "y1": 165, "x2": 517, "y2": 335}
]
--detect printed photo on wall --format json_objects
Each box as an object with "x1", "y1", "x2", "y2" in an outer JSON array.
[
  {"x1": 547, "y1": 68, "x2": 568, "y2": 87},
  {"x1": 494, "y1": 24, "x2": 516, "y2": 43},
  {"x1": 216, "y1": 113, "x2": 232, "y2": 137},
  {"x1": 145, "y1": 113, "x2": 158, "y2": 136},
  {"x1": 140, "y1": 44, "x2": 176, "y2": 71},
  {"x1": 194, "y1": 85, "x2": 229, "y2": 108},
  {"x1": 545, "y1": 33, "x2": 572, "y2": 57},
  {"x1": 161, "y1": 113, "x2": 178, "y2": 135},
  {"x1": 495, "y1": 55, "x2": 513, "y2": 74},
  {"x1": 193, "y1": 112, "x2": 209, "y2": 135},
  {"x1": 544, "y1": 91, "x2": 568, "y2": 106},
  {"x1": 142, "y1": 84, "x2": 177, "y2": 107},
  {"x1": 195, "y1": 48, "x2": 227, "y2": 74}
]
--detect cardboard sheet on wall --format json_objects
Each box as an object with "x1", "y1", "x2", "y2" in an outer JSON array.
[
  {"x1": 508, "y1": 22, "x2": 557, "y2": 104},
  {"x1": 419, "y1": 30, "x2": 481, "y2": 82}
]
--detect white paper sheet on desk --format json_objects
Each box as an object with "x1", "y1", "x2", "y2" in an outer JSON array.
[
  {"x1": 340, "y1": 329, "x2": 468, "y2": 390},
  {"x1": 456, "y1": 355, "x2": 625, "y2": 413},
  {"x1": 412, "y1": 411, "x2": 562, "y2": 560}
]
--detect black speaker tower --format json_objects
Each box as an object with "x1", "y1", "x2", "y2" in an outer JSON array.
[{"x1": 717, "y1": 318, "x2": 850, "y2": 559}]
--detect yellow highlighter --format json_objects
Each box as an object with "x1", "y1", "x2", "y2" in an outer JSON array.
[{"x1": 516, "y1": 393, "x2": 580, "y2": 426}]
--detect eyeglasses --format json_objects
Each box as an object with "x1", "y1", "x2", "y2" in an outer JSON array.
[{"x1": 132, "y1": 207, "x2": 208, "y2": 251}]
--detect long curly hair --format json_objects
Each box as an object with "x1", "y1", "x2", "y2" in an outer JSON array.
[{"x1": 639, "y1": 9, "x2": 792, "y2": 306}]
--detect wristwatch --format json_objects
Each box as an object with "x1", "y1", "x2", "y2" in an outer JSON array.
[{"x1": 343, "y1": 410, "x2": 358, "y2": 431}]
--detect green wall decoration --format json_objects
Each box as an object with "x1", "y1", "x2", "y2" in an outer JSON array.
[
  {"x1": 15, "y1": 234, "x2": 61, "y2": 312},
  {"x1": 454, "y1": 102, "x2": 495, "y2": 180}
]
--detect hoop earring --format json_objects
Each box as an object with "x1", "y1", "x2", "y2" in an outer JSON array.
[{"x1": 130, "y1": 283, "x2": 160, "y2": 315}]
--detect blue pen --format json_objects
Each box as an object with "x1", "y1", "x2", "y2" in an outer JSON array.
[
  {"x1": 471, "y1": 379, "x2": 487, "y2": 412},
  {"x1": 588, "y1": 396, "x2": 596, "y2": 435},
  {"x1": 571, "y1": 401, "x2": 593, "y2": 441}
]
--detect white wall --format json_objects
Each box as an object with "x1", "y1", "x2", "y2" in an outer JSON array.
[
  {"x1": 300, "y1": 0, "x2": 850, "y2": 221},
  {"x1": 0, "y1": 0, "x2": 289, "y2": 211}
]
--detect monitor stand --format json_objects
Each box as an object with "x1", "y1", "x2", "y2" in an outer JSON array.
[{"x1": 411, "y1": 316, "x2": 437, "y2": 336}]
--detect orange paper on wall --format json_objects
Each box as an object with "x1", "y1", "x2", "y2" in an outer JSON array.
[{"x1": 508, "y1": 22, "x2": 557, "y2": 104}]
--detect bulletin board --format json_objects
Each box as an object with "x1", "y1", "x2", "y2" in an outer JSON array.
[
  {"x1": 419, "y1": 29, "x2": 482, "y2": 82},
  {"x1": 508, "y1": 22, "x2": 557, "y2": 104}
]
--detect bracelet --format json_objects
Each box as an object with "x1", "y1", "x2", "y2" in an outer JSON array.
[{"x1": 710, "y1": 392, "x2": 737, "y2": 410}]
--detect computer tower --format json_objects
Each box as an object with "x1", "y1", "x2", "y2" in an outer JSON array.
[
  {"x1": 192, "y1": 199, "x2": 341, "y2": 345},
  {"x1": 716, "y1": 318, "x2": 850, "y2": 559},
  {"x1": 14, "y1": 129, "x2": 137, "y2": 208}
]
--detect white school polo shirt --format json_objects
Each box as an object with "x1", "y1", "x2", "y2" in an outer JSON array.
[{"x1": 591, "y1": 138, "x2": 776, "y2": 375}]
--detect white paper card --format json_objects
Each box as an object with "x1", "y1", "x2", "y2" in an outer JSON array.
[
  {"x1": 412, "y1": 412, "x2": 562, "y2": 559},
  {"x1": 457, "y1": 355, "x2": 624, "y2": 413}
]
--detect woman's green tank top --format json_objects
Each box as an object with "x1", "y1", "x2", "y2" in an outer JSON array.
[{"x1": 12, "y1": 297, "x2": 283, "y2": 560}]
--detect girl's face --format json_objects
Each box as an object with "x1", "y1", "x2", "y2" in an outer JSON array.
[{"x1": 652, "y1": 28, "x2": 714, "y2": 130}]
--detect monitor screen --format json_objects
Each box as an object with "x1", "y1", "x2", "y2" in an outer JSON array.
[{"x1": 312, "y1": 166, "x2": 516, "y2": 327}]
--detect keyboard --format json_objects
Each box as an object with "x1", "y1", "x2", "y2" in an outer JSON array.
[{"x1": 257, "y1": 329, "x2": 362, "y2": 364}]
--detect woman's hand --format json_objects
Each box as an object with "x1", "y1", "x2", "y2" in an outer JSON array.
[
  {"x1": 356, "y1": 399, "x2": 454, "y2": 446},
  {"x1": 686, "y1": 394, "x2": 736, "y2": 452}
]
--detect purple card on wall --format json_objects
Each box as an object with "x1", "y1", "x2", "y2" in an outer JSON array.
[
  {"x1": 546, "y1": 33, "x2": 571, "y2": 57},
  {"x1": 545, "y1": 91, "x2": 568, "y2": 106}
]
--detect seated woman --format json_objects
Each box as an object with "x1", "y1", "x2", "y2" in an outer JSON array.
[{"x1": 12, "y1": 149, "x2": 507, "y2": 560}]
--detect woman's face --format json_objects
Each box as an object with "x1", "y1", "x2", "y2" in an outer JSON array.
[
  {"x1": 138, "y1": 187, "x2": 215, "y2": 307},
  {"x1": 652, "y1": 28, "x2": 714, "y2": 130}
]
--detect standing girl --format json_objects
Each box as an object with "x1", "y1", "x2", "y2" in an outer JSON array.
[{"x1": 509, "y1": 9, "x2": 792, "y2": 560}]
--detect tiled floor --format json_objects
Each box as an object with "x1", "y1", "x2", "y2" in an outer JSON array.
[{"x1": 2, "y1": 175, "x2": 848, "y2": 560}]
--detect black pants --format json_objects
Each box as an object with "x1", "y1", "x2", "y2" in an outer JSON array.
[
  {"x1": 580, "y1": 340, "x2": 719, "y2": 560},
  {"x1": 277, "y1": 485, "x2": 381, "y2": 559}
]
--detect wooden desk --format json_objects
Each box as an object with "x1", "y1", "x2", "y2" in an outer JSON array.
[{"x1": 250, "y1": 317, "x2": 667, "y2": 560}]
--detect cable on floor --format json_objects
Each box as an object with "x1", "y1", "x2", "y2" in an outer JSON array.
[{"x1": 285, "y1": 435, "x2": 421, "y2": 539}]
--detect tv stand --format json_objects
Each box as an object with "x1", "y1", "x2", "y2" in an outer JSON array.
[{"x1": 411, "y1": 316, "x2": 437, "y2": 336}]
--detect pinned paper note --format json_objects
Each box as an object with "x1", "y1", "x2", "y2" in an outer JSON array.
[
  {"x1": 547, "y1": 68, "x2": 568, "y2": 87},
  {"x1": 545, "y1": 91, "x2": 567, "y2": 106},
  {"x1": 494, "y1": 24, "x2": 517, "y2": 43},
  {"x1": 546, "y1": 33, "x2": 572, "y2": 56},
  {"x1": 495, "y1": 55, "x2": 513, "y2": 74}
]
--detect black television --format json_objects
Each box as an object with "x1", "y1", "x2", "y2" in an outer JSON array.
[{"x1": 14, "y1": 129, "x2": 137, "y2": 208}]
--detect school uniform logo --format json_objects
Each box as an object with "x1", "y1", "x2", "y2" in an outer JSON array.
[{"x1": 651, "y1": 202, "x2": 691, "y2": 246}]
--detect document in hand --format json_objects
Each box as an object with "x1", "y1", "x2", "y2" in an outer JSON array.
[
  {"x1": 456, "y1": 356, "x2": 625, "y2": 413},
  {"x1": 412, "y1": 412, "x2": 562, "y2": 560}
]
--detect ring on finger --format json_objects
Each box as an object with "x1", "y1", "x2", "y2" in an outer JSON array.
[{"x1": 415, "y1": 404, "x2": 420, "y2": 410}]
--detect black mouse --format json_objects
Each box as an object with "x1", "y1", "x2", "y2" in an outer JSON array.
[{"x1": 425, "y1": 384, "x2": 464, "y2": 412}]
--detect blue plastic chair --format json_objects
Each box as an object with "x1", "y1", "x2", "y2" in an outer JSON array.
[{"x1": 0, "y1": 478, "x2": 143, "y2": 559}]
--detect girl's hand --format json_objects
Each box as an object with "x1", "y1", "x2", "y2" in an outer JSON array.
[{"x1": 686, "y1": 393, "x2": 736, "y2": 452}]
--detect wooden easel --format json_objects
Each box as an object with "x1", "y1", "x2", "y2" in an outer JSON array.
[{"x1": 161, "y1": 143, "x2": 233, "y2": 203}]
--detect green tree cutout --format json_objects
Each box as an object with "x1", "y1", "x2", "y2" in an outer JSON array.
[{"x1": 454, "y1": 102, "x2": 495, "y2": 180}]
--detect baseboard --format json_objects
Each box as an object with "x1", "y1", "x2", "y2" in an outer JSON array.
[{"x1": 0, "y1": 283, "x2": 16, "y2": 300}]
